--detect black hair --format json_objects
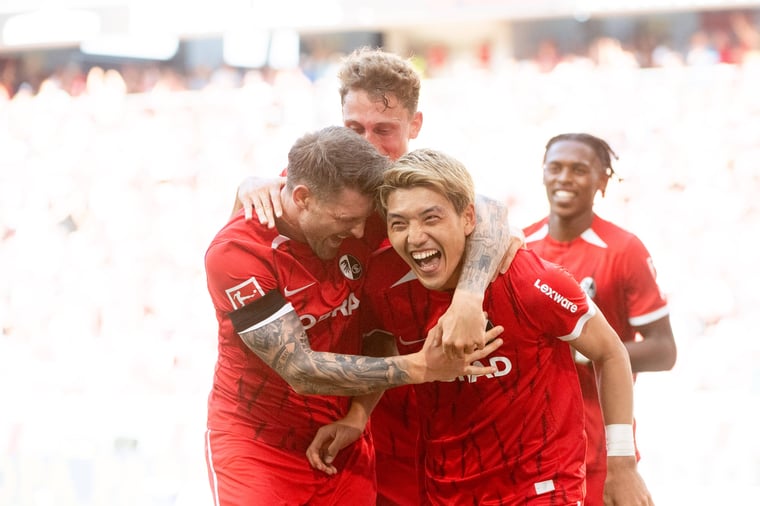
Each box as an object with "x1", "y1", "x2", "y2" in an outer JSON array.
[{"x1": 545, "y1": 133, "x2": 621, "y2": 180}]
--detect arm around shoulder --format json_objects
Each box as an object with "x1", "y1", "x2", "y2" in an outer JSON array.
[{"x1": 437, "y1": 194, "x2": 511, "y2": 357}]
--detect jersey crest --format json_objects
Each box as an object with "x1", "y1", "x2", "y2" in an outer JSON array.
[
  {"x1": 579, "y1": 276, "x2": 597, "y2": 299},
  {"x1": 339, "y1": 254, "x2": 363, "y2": 280}
]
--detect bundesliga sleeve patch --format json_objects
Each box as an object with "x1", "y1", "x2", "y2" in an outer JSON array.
[
  {"x1": 225, "y1": 276, "x2": 265, "y2": 310},
  {"x1": 227, "y1": 290, "x2": 288, "y2": 334}
]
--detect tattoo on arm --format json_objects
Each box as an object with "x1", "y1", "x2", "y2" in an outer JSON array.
[
  {"x1": 239, "y1": 310, "x2": 413, "y2": 396},
  {"x1": 457, "y1": 194, "x2": 510, "y2": 293}
]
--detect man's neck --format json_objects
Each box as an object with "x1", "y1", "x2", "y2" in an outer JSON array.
[
  {"x1": 275, "y1": 194, "x2": 305, "y2": 242},
  {"x1": 547, "y1": 212, "x2": 594, "y2": 242}
]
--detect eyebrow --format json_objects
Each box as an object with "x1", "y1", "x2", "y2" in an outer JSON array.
[
  {"x1": 347, "y1": 119, "x2": 400, "y2": 128},
  {"x1": 546, "y1": 159, "x2": 589, "y2": 165},
  {"x1": 387, "y1": 205, "x2": 445, "y2": 220},
  {"x1": 545, "y1": 160, "x2": 592, "y2": 169}
]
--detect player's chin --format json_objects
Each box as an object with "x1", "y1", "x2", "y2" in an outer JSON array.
[
  {"x1": 416, "y1": 273, "x2": 446, "y2": 291},
  {"x1": 325, "y1": 237, "x2": 345, "y2": 255},
  {"x1": 316, "y1": 245, "x2": 340, "y2": 260}
]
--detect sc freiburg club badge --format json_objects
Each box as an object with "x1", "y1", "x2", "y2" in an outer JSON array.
[{"x1": 339, "y1": 254, "x2": 363, "y2": 280}]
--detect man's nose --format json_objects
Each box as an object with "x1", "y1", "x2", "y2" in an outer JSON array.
[
  {"x1": 408, "y1": 222, "x2": 426, "y2": 244},
  {"x1": 349, "y1": 221, "x2": 365, "y2": 239}
]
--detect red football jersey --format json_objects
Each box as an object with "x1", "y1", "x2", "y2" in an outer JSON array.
[
  {"x1": 364, "y1": 247, "x2": 590, "y2": 505},
  {"x1": 204, "y1": 211, "x2": 370, "y2": 452},
  {"x1": 365, "y1": 231, "x2": 422, "y2": 505},
  {"x1": 523, "y1": 214, "x2": 668, "y2": 344},
  {"x1": 523, "y1": 213, "x2": 669, "y2": 500}
]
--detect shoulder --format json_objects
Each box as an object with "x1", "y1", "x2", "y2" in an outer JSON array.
[
  {"x1": 510, "y1": 249, "x2": 583, "y2": 294},
  {"x1": 498, "y1": 249, "x2": 590, "y2": 324},
  {"x1": 522, "y1": 217, "x2": 549, "y2": 240},
  {"x1": 590, "y1": 216, "x2": 654, "y2": 266},
  {"x1": 206, "y1": 217, "x2": 279, "y2": 273},
  {"x1": 591, "y1": 215, "x2": 641, "y2": 246}
]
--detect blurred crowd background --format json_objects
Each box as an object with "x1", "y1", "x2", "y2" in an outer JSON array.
[{"x1": 1, "y1": 2, "x2": 759, "y2": 505}]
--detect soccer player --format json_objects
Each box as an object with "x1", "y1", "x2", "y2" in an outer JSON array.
[
  {"x1": 231, "y1": 47, "x2": 515, "y2": 505},
  {"x1": 204, "y1": 127, "x2": 503, "y2": 506},
  {"x1": 307, "y1": 148, "x2": 654, "y2": 505},
  {"x1": 522, "y1": 133, "x2": 677, "y2": 505}
]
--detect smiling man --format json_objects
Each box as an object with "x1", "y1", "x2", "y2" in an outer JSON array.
[
  {"x1": 203, "y1": 129, "x2": 503, "y2": 506},
  {"x1": 230, "y1": 48, "x2": 516, "y2": 505},
  {"x1": 523, "y1": 133, "x2": 677, "y2": 505},
  {"x1": 307, "y1": 148, "x2": 654, "y2": 505}
]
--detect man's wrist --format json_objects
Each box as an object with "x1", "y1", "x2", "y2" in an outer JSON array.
[
  {"x1": 345, "y1": 402, "x2": 371, "y2": 428},
  {"x1": 399, "y1": 353, "x2": 425, "y2": 384},
  {"x1": 606, "y1": 423, "x2": 636, "y2": 457},
  {"x1": 606, "y1": 455, "x2": 638, "y2": 471},
  {"x1": 450, "y1": 288, "x2": 484, "y2": 306}
]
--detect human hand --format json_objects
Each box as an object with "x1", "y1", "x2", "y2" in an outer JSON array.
[
  {"x1": 432, "y1": 292, "x2": 488, "y2": 359},
  {"x1": 419, "y1": 323, "x2": 504, "y2": 382},
  {"x1": 237, "y1": 176, "x2": 286, "y2": 225},
  {"x1": 603, "y1": 457, "x2": 654, "y2": 505},
  {"x1": 305, "y1": 420, "x2": 365, "y2": 475}
]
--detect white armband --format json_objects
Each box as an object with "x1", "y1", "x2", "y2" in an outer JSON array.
[{"x1": 605, "y1": 424, "x2": 635, "y2": 457}]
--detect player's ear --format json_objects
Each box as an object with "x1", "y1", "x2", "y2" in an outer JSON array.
[
  {"x1": 597, "y1": 164, "x2": 611, "y2": 198},
  {"x1": 409, "y1": 111, "x2": 423, "y2": 140},
  {"x1": 463, "y1": 203, "x2": 476, "y2": 237},
  {"x1": 292, "y1": 185, "x2": 312, "y2": 210},
  {"x1": 598, "y1": 175, "x2": 609, "y2": 198}
]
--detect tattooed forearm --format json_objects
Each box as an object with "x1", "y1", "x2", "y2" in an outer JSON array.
[
  {"x1": 240, "y1": 311, "x2": 414, "y2": 396},
  {"x1": 457, "y1": 194, "x2": 510, "y2": 293}
]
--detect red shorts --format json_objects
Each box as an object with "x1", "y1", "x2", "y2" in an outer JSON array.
[
  {"x1": 376, "y1": 452, "x2": 420, "y2": 505},
  {"x1": 372, "y1": 386, "x2": 422, "y2": 505},
  {"x1": 205, "y1": 429, "x2": 376, "y2": 506},
  {"x1": 584, "y1": 468, "x2": 605, "y2": 506}
]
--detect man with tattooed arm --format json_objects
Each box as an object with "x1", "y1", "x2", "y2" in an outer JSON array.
[{"x1": 203, "y1": 126, "x2": 503, "y2": 506}]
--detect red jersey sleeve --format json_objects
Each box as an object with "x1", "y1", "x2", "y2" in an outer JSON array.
[
  {"x1": 204, "y1": 225, "x2": 280, "y2": 315},
  {"x1": 619, "y1": 234, "x2": 669, "y2": 324},
  {"x1": 502, "y1": 250, "x2": 595, "y2": 342}
]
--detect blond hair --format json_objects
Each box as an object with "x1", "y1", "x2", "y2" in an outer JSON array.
[{"x1": 377, "y1": 148, "x2": 474, "y2": 216}]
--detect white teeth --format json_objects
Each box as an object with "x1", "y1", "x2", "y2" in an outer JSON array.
[
  {"x1": 555, "y1": 190, "x2": 574, "y2": 198},
  {"x1": 411, "y1": 250, "x2": 437, "y2": 260}
]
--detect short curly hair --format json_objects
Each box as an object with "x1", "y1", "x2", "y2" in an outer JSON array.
[
  {"x1": 287, "y1": 126, "x2": 390, "y2": 201},
  {"x1": 338, "y1": 46, "x2": 421, "y2": 115}
]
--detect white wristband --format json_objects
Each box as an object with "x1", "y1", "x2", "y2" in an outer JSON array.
[{"x1": 605, "y1": 424, "x2": 635, "y2": 457}]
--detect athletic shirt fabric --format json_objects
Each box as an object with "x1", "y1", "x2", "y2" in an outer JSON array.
[
  {"x1": 523, "y1": 213, "x2": 669, "y2": 482},
  {"x1": 363, "y1": 247, "x2": 591, "y2": 505},
  {"x1": 365, "y1": 220, "x2": 422, "y2": 505},
  {"x1": 204, "y1": 211, "x2": 371, "y2": 453}
]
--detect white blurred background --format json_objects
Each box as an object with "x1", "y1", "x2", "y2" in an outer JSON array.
[{"x1": 1, "y1": 1, "x2": 759, "y2": 505}]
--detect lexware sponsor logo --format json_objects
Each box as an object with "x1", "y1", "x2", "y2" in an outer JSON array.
[{"x1": 533, "y1": 278, "x2": 578, "y2": 313}]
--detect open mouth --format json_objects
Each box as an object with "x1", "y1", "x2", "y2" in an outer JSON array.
[
  {"x1": 411, "y1": 249, "x2": 441, "y2": 272},
  {"x1": 552, "y1": 189, "x2": 576, "y2": 203}
]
